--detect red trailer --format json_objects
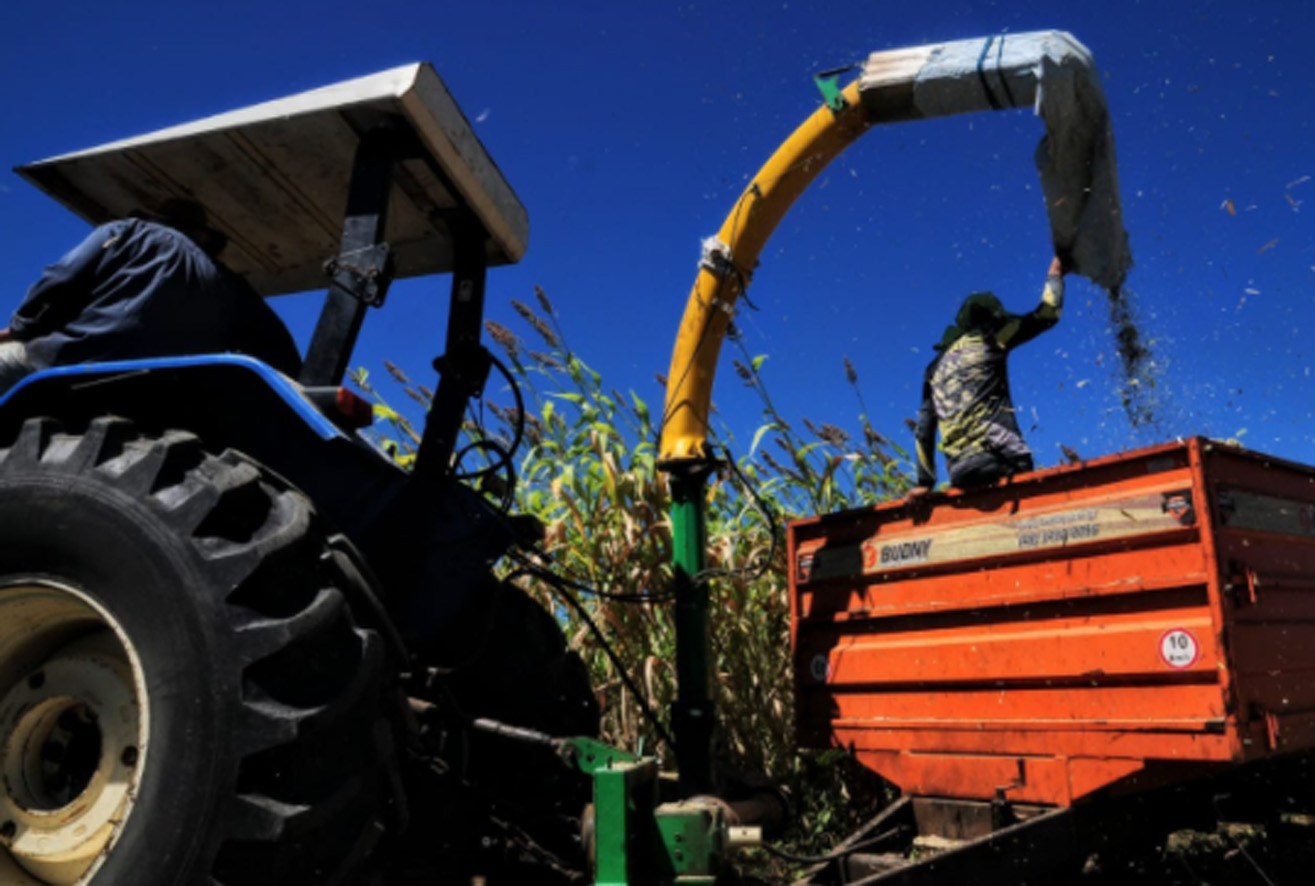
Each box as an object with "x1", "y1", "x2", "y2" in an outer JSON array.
[{"x1": 791, "y1": 438, "x2": 1315, "y2": 810}]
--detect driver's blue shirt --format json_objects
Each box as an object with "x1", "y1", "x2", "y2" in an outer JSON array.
[{"x1": 9, "y1": 219, "x2": 301, "y2": 376}]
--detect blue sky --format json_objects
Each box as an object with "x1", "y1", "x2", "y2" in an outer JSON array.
[{"x1": 3, "y1": 0, "x2": 1313, "y2": 476}]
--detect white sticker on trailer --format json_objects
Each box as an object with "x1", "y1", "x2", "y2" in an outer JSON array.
[
  {"x1": 851, "y1": 490, "x2": 1192, "y2": 578},
  {"x1": 1159, "y1": 628, "x2": 1200, "y2": 669}
]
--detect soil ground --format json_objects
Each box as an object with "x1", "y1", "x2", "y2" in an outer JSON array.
[{"x1": 735, "y1": 752, "x2": 1315, "y2": 885}]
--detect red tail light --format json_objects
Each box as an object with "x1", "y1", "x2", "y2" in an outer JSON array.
[
  {"x1": 303, "y1": 385, "x2": 377, "y2": 430},
  {"x1": 334, "y1": 387, "x2": 375, "y2": 428}
]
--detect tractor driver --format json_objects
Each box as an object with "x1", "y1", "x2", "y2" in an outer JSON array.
[
  {"x1": 906, "y1": 255, "x2": 1068, "y2": 502},
  {"x1": 0, "y1": 199, "x2": 302, "y2": 395}
]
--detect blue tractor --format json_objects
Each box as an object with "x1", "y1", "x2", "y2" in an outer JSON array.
[{"x1": 0, "y1": 63, "x2": 599, "y2": 885}]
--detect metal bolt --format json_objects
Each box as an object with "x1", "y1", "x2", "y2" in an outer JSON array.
[
  {"x1": 0, "y1": 821, "x2": 14, "y2": 840},
  {"x1": 121, "y1": 746, "x2": 139, "y2": 767},
  {"x1": 27, "y1": 672, "x2": 44, "y2": 690}
]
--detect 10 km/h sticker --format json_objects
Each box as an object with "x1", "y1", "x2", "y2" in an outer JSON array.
[{"x1": 1159, "y1": 628, "x2": 1200, "y2": 669}]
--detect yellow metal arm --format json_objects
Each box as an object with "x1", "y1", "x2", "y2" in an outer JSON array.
[{"x1": 658, "y1": 81, "x2": 869, "y2": 464}]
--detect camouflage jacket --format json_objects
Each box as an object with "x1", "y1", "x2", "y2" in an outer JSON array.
[{"x1": 914, "y1": 273, "x2": 1064, "y2": 487}]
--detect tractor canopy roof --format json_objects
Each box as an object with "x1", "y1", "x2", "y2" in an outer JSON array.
[{"x1": 16, "y1": 62, "x2": 528, "y2": 296}]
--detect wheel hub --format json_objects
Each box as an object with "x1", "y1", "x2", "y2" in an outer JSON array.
[{"x1": 0, "y1": 583, "x2": 147, "y2": 886}]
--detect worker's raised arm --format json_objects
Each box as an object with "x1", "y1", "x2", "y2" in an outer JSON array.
[
  {"x1": 994, "y1": 256, "x2": 1066, "y2": 350},
  {"x1": 913, "y1": 372, "x2": 939, "y2": 488}
]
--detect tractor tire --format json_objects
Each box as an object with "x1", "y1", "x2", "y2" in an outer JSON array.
[{"x1": 0, "y1": 417, "x2": 398, "y2": 886}]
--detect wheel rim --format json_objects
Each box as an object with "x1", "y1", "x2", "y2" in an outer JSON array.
[{"x1": 0, "y1": 582, "x2": 148, "y2": 886}]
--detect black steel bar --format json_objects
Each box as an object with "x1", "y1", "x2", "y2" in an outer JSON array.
[
  {"x1": 849, "y1": 806, "x2": 1075, "y2": 886},
  {"x1": 793, "y1": 798, "x2": 913, "y2": 885},
  {"x1": 300, "y1": 125, "x2": 403, "y2": 387},
  {"x1": 411, "y1": 207, "x2": 491, "y2": 483}
]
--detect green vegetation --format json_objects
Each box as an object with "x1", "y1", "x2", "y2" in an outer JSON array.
[{"x1": 354, "y1": 287, "x2": 911, "y2": 859}]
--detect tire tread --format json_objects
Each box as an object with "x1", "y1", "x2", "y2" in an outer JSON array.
[{"x1": 0, "y1": 417, "x2": 398, "y2": 886}]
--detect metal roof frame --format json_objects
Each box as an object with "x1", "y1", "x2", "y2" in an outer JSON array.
[{"x1": 16, "y1": 63, "x2": 529, "y2": 296}]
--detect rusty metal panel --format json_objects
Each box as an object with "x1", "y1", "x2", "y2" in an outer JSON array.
[
  {"x1": 790, "y1": 438, "x2": 1315, "y2": 807},
  {"x1": 1205, "y1": 444, "x2": 1315, "y2": 758}
]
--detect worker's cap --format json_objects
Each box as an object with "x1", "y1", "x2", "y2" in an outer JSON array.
[
  {"x1": 955, "y1": 291, "x2": 1006, "y2": 331},
  {"x1": 935, "y1": 291, "x2": 1007, "y2": 351}
]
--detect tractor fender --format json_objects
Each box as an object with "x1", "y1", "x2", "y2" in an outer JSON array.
[
  {"x1": 0, "y1": 353, "x2": 343, "y2": 438},
  {"x1": 0, "y1": 354, "x2": 520, "y2": 641},
  {"x1": 0, "y1": 354, "x2": 404, "y2": 540}
]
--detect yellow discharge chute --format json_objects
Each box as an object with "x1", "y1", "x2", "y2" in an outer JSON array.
[{"x1": 657, "y1": 30, "x2": 1130, "y2": 466}]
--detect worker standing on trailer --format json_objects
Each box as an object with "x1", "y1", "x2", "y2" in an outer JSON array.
[
  {"x1": 907, "y1": 255, "x2": 1067, "y2": 499},
  {"x1": 0, "y1": 198, "x2": 301, "y2": 395}
]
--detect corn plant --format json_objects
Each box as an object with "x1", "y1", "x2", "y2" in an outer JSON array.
[{"x1": 356, "y1": 286, "x2": 912, "y2": 854}]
